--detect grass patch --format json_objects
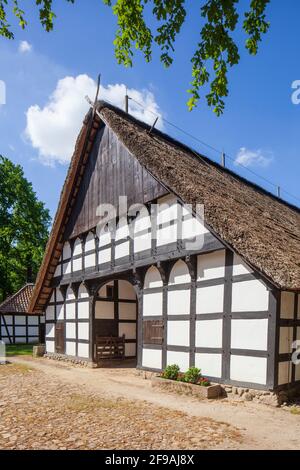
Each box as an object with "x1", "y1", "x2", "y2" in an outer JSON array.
[
  {"x1": 290, "y1": 406, "x2": 300, "y2": 415},
  {"x1": 5, "y1": 344, "x2": 35, "y2": 357}
]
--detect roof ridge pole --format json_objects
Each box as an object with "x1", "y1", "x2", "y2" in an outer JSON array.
[{"x1": 221, "y1": 151, "x2": 226, "y2": 167}]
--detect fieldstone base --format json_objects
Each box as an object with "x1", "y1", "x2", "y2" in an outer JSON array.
[
  {"x1": 44, "y1": 353, "x2": 97, "y2": 368},
  {"x1": 223, "y1": 383, "x2": 300, "y2": 407},
  {"x1": 33, "y1": 345, "x2": 46, "y2": 357}
]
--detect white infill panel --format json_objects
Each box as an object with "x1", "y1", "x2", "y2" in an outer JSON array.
[
  {"x1": 142, "y1": 348, "x2": 162, "y2": 369},
  {"x1": 78, "y1": 301, "x2": 89, "y2": 319},
  {"x1": 28, "y1": 327, "x2": 39, "y2": 336},
  {"x1": 144, "y1": 266, "x2": 163, "y2": 288},
  {"x1": 46, "y1": 341, "x2": 54, "y2": 353},
  {"x1": 99, "y1": 248, "x2": 111, "y2": 264},
  {"x1": 279, "y1": 327, "x2": 294, "y2": 354},
  {"x1": 280, "y1": 292, "x2": 295, "y2": 319},
  {"x1": 56, "y1": 304, "x2": 64, "y2": 321},
  {"x1": 232, "y1": 254, "x2": 253, "y2": 276},
  {"x1": 66, "y1": 341, "x2": 76, "y2": 356},
  {"x1": 73, "y1": 238, "x2": 82, "y2": 256},
  {"x1": 195, "y1": 353, "x2": 222, "y2": 378},
  {"x1": 62, "y1": 261, "x2": 71, "y2": 275},
  {"x1": 28, "y1": 316, "x2": 39, "y2": 326},
  {"x1": 73, "y1": 257, "x2": 82, "y2": 272},
  {"x1": 15, "y1": 316, "x2": 26, "y2": 325},
  {"x1": 115, "y1": 241, "x2": 130, "y2": 259},
  {"x1": 278, "y1": 361, "x2": 292, "y2": 386},
  {"x1": 15, "y1": 327, "x2": 26, "y2": 336},
  {"x1": 46, "y1": 306, "x2": 55, "y2": 321},
  {"x1": 54, "y1": 264, "x2": 61, "y2": 277},
  {"x1": 78, "y1": 342, "x2": 89, "y2": 358},
  {"x1": 169, "y1": 260, "x2": 191, "y2": 285},
  {"x1": 95, "y1": 301, "x2": 114, "y2": 319},
  {"x1": 46, "y1": 323, "x2": 55, "y2": 338},
  {"x1": 78, "y1": 323, "x2": 89, "y2": 341},
  {"x1": 85, "y1": 253, "x2": 96, "y2": 268},
  {"x1": 167, "y1": 321, "x2": 189, "y2": 347},
  {"x1": 3, "y1": 315, "x2": 12, "y2": 324},
  {"x1": 182, "y1": 217, "x2": 208, "y2": 243},
  {"x1": 66, "y1": 322, "x2": 76, "y2": 339},
  {"x1": 143, "y1": 292, "x2": 163, "y2": 316},
  {"x1": 167, "y1": 351, "x2": 189, "y2": 372},
  {"x1": 125, "y1": 343, "x2": 136, "y2": 357},
  {"x1": 197, "y1": 251, "x2": 225, "y2": 281},
  {"x1": 195, "y1": 320, "x2": 223, "y2": 348},
  {"x1": 231, "y1": 280, "x2": 269, "y2": 312},
  {"x1": 66, "y1": 303, "x2": 75, "y2": 320},
  {"x1": 119, "y1": 303, "x2": 136, "y2": 320},
  {"x1": 118, "y1": 280, "x2": 136, "y2": 300},
  {"x1": 230, "y1": 355, "x2": 267, "y2": 385},
  {"x1": 156, "y1": 224, "x2": 177, "y2": 247},
  {"x1": 119, "y1": 323, "x2": 136, "y2": 340},
  {"x1": 196, "y1": 284, "x2": 224, "y2": 314},
  {"x1": 231, "y1": 319, "x2": 268, "y2": 351},
  {"x1": 134, "y1": 233, "x2": 151, "y2": 253},
  {"x1": 167, "y1": 289, "x2": 190, "y2": 315},
  {"x1": 15, "y1": 337, "x2": 26, "y2": 344},
  {"x1": 78, "y1": 284, "x2": 89, "y2": 299},
  {"x1": 56, "y1": 288, "x2": 64, "y2": 302}
]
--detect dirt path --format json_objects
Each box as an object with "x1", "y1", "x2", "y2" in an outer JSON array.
[{"x1": 6, "y1": 356, "x2": 300, "y2": 450}]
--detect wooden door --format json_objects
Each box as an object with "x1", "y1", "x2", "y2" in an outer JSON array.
[{"x1": 55, "y1": 322, "x2": 65, "y2": 354}]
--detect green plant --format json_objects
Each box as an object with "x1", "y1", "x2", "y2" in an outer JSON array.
[
  {"x1": 183, "y1": 367, "x2": 201, "y2": 384},
  {"x1": 199, "y1": 377, "x2": 211, "y2": 387},
  {"x1": 162, "y1": 364, "x2": 180, "y2": 381}
]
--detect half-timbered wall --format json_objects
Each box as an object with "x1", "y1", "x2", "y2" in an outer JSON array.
[
  {"x1": 141, "y1": 251, "x2": 275, "y2": 389},
  {"x1": 45, "y1": 284, "x2": 90, "y2": 360},
  {"x1": 0, "y1": 314, "x2": 45, "y2": 344}
]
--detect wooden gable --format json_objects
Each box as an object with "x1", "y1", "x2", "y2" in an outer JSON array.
[{"x1": 65, "y1": 125, "x2": 168, "y2": 240}]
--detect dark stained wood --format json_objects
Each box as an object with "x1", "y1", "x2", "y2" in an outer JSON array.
[
  {"x1": 65, "y1": 126, "x2": 167, "y2": 239},
  {"x1": 55, "y1": 322, "x2": 65, "y2": 354},
  {"x1": 143, "y1": 320, "x2": 164, "y2": 345},
  {"x1": 95, "y1": 335, "x2": 125, "y2": 361}
]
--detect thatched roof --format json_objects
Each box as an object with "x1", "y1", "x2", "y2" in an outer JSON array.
[
  {"x1": 29, "y1": 101, "x2": 300, "y2": 312},
  {"x1": 0, "y1": 284, "x2": 35, "y2": 315}
]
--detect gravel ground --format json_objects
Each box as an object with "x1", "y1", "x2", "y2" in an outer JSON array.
[{"x1": 0, "y1": 363, "x2": 241, "y2": 450}]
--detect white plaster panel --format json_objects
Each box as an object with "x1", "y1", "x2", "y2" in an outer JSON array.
[
  {"x1": 40, "y1": 316, "x2": 45, "y2": 324},
  {"x1": 62, "y1": 261, "x2": 71, "y2": 275},
  {"x1": 2, "y1": 326, "x2": 13, "y2": 335},
  {"x1": 15, "y1": 337, "x2": 26, "y2": 343},
  {"x1": 54, "y1": 264, "x2": 61, "y2": 277},
  {"x1": 167, "y1": 289, "x2": 190, "y2": 315},
  {"x1": 156, "y1": 224, "x2": 177, "y2": 246},
  {"x1": 119, "y1": 303, "x2": 136, "y2": 320},
  {"x1": 134, "y1": 213, "x2": 151, "y2": 233},
  {"x1": 115, "y1": 241, "x2": 130, "y2": 259},
  {"x1": 28, "y1": 327, "x2": 39, "y2": 336},
  {"x1": 197, "y1": 251, "x2": 225, "y2": 281},
  {"x1": 232, "y1": 254, "x2": 253, "y2": 276},
  {"x1": 231, "y1": 319, "x2": 268, "y2": 351},
  {"x1": 66, "y1": 303, "x2": 75, "y2": 320},
  {"x1": 50, "y1": 291, "x2": 55, "y2": 303},
  {"x1": 73, "y1": 238, "x2": 82, "y2": 256},
  {"x1": 118, "y1": 280, "x2": 136, "y2": 300},
  {"x1": 46, "y1": 306, "x2": 55, "y2": 321},
  {"x1": 99, "y1": 248, "x2": 111, "y2": 264},
  {"x1": 46, "y1": 323, "x2": 55, "y2": 338},
  {"x1": 115, "y1": 222, "x2": 129, "y2": 241},
  {"x1": 98, "y1": 230, "x2": 111, "y2": 247},
  {"x1": 78, "y1": 342, "x2": 89, "y2": 358},
  {"x1": 56, "y1": 304, "x2": 64, "y2": 321},
  {"x1": 66, "y1": 341, "x2": 76, "y2": 356},
  {"x1": 85, "y1": 253, "x2": 96, "y2": 268},
  {"x1": 14, "y1": 323, "x2": 26, "y2": 335},
  {"x1": 169, "y1": 260, "x2": 191, "y2": 285},
  {"x1": 2, "y1": 315, "x2": 12, "y2": 324},
  {"x1": 182, "y1": 217, "x2": 208, "y2": 242},
  {"x1": 125, "y1": 343, "x2": 136, "y2": 357},
  {"x1": 230, "y1": 355, "x2": 267, "y2": 385},
  {"x1": 119, "y1": 323, "x2": 136, "y2": 340},
  {"x1": 78, "y1": 284, "x2": 89, "y2": 299},
  {"x1": 195, "y1": 320, "x2": 223, "y2": 348},
  {"x1": 196, "y1": 284, "x2": 224, "y2": 314},
  {"x1": 28, "y1": 337, "x2": 38, "y2": 344},
  {"x1": 143, "y1": 292, "x2": 163, "y2": 316},
  {"x1": 279, "y1": 327, "x2": 294, "y2": 354},
  {"x1": 66, "y1": 322, "x2": 76, "y2": 339},
  {"x1": 142, "y1": 348, "x2": 162, "y2": 369},
  {"x1": 46, "y1": 340, "x2": 54, "y2": 353},
  {"x1": 56, "y1": 289, "x2": 64, "y2": 302},
  {"x1": 63, "y1": 242, "x2": 71, "y2": 260},
  {"x1": 280, "y1": 292, "x2": 295, "y2": 319},
  {"x1": 15, "y1": 316, "x2": 26, "y2": 325},
  {"x1": 78, "y1": 301, "x2": 89, "y2": 319},
  {"x1": 134, "y1": 233, "x2": 152, "y2": 253},
  {"x1": 73, "y1": 257, "x2": 82, "y2": 272},
  {"x1": 167, "y1": 321, "x2": 189, "y2": 347},
  {"x1": 66, "y1": 287, "x2": 75, "y2": 301},
  {"x1": 28, "y1": 316, "x2": 39, "y2": 326},
  {"x1": 157, "y1": 195, "x2": 178, "y2": 224},
  {"x1": 167, "y1": 351, "x2": 189, "y2": 372},
  {"x1": 231, "y1": 280, "x2": 269, "y2": 312},
  {"x1": 144, "y1": 266, "x2": 163, "y2": 288},
  {"x1": 278, "y1": 361, "x2": 292, "y2": 386},
  {"x1": 78, "y1": 323, "x2": 89, "y2": 341},
  {"x1": 195, "y1": 353, "x2": 222, "y2": 378},
  {"x1": 95, "y1": 301, "x2": 114, "y2": 319},
  {"x1": 85, "y1": 232, "x2": 96, "y2": 251}
]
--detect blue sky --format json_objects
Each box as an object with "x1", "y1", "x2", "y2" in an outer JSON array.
[{"x1": 0, "y1": 0, "x2": 299, "y2": 219}]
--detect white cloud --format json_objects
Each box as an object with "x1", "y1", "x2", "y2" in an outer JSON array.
[
  {"x1": 25, "y1": 74, "x2": 163, "y2": 166},
  {"x1": 234, "y1": 147, "x2": 273, "y2": 168},
  {"x1": 19, "y1": 40, "x2": 32, "y2": 53}
]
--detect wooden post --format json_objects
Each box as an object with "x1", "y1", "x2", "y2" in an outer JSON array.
[
  {"x1": 125, "y1": 93, "x2": 129, "y2": 113},
  {"x1": 221, "y1": 152, "x2": 225, "y2": 167}
]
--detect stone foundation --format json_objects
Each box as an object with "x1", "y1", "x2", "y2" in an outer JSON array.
[
  {"x1": 44, "y1": 353, "x2": 97, "y2": 368},
  {"x1": 223, "y1": 383, "x2": 300, "y2": 407}
]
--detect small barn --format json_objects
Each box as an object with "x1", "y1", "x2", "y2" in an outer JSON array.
[
  {"x1": 29, "y1": 101, "x2": 300, "y2": 391},
  {"x1": 0, "y1": 284, "x2": 45, "y2": 345}
]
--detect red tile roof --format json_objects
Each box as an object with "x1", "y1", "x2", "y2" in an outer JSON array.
[{"x1": 0, "y1": 284, "x2": 35, "y2": 314}]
